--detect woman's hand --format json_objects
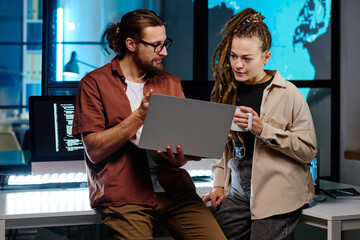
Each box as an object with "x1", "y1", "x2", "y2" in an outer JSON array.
[
  {"x1": 238, "y1": 106, "x2": 263, "y2": 136},
  {"x1": 201, "y1": 187, "x2": 225, "y2": 212},
  {"x1": 157, "y1": 144, "x2": 201, "y2": 167}
]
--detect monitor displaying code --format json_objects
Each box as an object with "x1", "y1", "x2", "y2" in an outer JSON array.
[{"x1": 29, "y1": 96, "x2": 84, "y2": 162}]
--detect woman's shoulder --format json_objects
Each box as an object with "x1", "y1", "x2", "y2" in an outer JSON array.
[{"x1": 269, "y1": 70, "x2": 300, "y2": 91}]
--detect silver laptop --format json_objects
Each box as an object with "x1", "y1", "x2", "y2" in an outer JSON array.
[{"x1": 138, "y1": 94, "x2": 235, "y2": 159}]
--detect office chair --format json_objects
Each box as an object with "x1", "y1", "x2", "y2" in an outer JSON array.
[
  {"x1": 0, "y1": 131, "x2": 22, "y2": 151},
  {"x1": 0, "y1": 122, "x2": 12, "y2": 132}
]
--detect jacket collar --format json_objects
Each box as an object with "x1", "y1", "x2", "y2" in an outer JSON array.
[{"x1": 265, "y1": 70, "x2": 286, "y2": 88}]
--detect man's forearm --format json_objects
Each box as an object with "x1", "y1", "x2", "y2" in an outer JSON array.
[{"x1": 82, "y1": 108, "x2": 146, "y2": 164}]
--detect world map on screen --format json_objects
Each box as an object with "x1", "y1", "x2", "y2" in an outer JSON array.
[{"x1": 207, "y1": 0, "x2": 332, "y2": 98}]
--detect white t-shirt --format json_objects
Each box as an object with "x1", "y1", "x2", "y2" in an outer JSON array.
[
  {"x1": 125, "y1": 80, "x2": 145, "y2": 146},
  {"x1": 125, "y1": 80, "x2": 165, "y2": 192}
]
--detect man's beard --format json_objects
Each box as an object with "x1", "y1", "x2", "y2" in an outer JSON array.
[{"x1": 134, "y1": 50, "x2": 164, "y2": 77}]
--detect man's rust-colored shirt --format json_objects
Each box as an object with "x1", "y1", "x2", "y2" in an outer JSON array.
[{"x1": 72, "y1": 56, "x2": 190, "y2": 208}]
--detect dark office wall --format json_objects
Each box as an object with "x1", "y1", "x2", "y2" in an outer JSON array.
[
  {"x1": 338, "y1": 0, "x2": 360, "y2": 237},
  {"x1": 162, "y1": 0, "x2": 194, "y2": 81},
  {"x1": 340, "y1": 0, "x2": 360, "y2": 185}
]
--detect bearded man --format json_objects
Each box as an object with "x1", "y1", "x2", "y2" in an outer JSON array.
[{"x1": 72, "y1": 9, "x2": 226, "y2": 240}]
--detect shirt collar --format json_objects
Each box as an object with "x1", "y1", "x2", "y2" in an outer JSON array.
[
  {"x1": 110, "y1": 55, "x2": 165, "y2": 83},
  {"x1": 111, "y1": 56, "x2": 126, "y2": 82}
]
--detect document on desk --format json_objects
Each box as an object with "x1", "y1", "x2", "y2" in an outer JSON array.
[
  {"x1": 322, "y1": 188, "x2": 360, "y2": 199},
  {"x1": 138, "y1": 94, "x2": 236, "y2": 159}
]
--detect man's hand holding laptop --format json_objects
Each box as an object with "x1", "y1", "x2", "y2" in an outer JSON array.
[{"x1": 157, "y1": 144, "x2": 201, "y2": 167}]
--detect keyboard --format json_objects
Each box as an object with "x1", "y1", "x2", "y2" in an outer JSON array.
[
  {"x1": 7, "y1": 172, "x2": 87, "y2": 185},
  {"x1": 6, "y1": 170, "x2": 212, "y2": 193}
]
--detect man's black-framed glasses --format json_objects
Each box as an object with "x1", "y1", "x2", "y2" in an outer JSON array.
[{"x1": 135, "y1": 37, "x2": 173, "y2": 53}]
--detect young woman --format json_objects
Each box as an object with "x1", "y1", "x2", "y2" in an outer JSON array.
[{"x1": 202, "y1": 8, "x2": 317, "y2": 240}]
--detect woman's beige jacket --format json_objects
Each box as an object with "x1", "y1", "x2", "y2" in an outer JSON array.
[{"x1": 211, "y1": 70, "x2": 317, "y2": 220}]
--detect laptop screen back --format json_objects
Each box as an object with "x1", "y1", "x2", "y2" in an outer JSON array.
[{"x1": 138, "y1": 94, "x2": 235, "y2": 159}]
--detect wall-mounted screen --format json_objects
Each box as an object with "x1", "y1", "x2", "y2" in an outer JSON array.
[{"x1": 208, "y1": 0, "x2": 332, "y2": 81}]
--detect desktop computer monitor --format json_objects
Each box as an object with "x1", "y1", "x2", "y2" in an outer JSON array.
[{"x1": 28, "y1": 96, "x2": 86, "y2": 174}]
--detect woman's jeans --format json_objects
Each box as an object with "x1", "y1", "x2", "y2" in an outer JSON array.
[{"x1": 214, "y1": 194, "x2": 303, "y2": 240}]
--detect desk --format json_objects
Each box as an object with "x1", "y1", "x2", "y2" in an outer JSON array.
[
  {"x1": 0, "y1": 184, "x2": 211, "y2": 239},
  {"x1": 0, "y1": 188, "x2": 101, "y2": 240},
  {"x1": 0, "y1": 151, "x2": 27, "y2": 166},
  {"x1": 300, "y1": 180, "x2": 360, "y2": 240},
  {"x1": 1, "y1": 181, "x2": 360, "y2": 240},
  {"x1": 0, "y1": 150, "x2": 31, "y2": 176}
]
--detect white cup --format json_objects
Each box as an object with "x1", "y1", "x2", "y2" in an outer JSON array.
[{"x1": 230, "y1": 107, "x2": 253, "y2": 132}]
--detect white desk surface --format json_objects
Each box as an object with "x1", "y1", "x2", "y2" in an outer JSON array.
[
  {"x1": 0, "y1": 188, "x2": 101, "y2": 231},
  {"x1": 1, "y1": 180, "x2": 360, "y2": 240},
  {"x1": 302, "y1": 180, "x2": 360, "y2": 221},
  {"x1": 300, "y1": 180, "x2": 360, "y2": 240}
]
